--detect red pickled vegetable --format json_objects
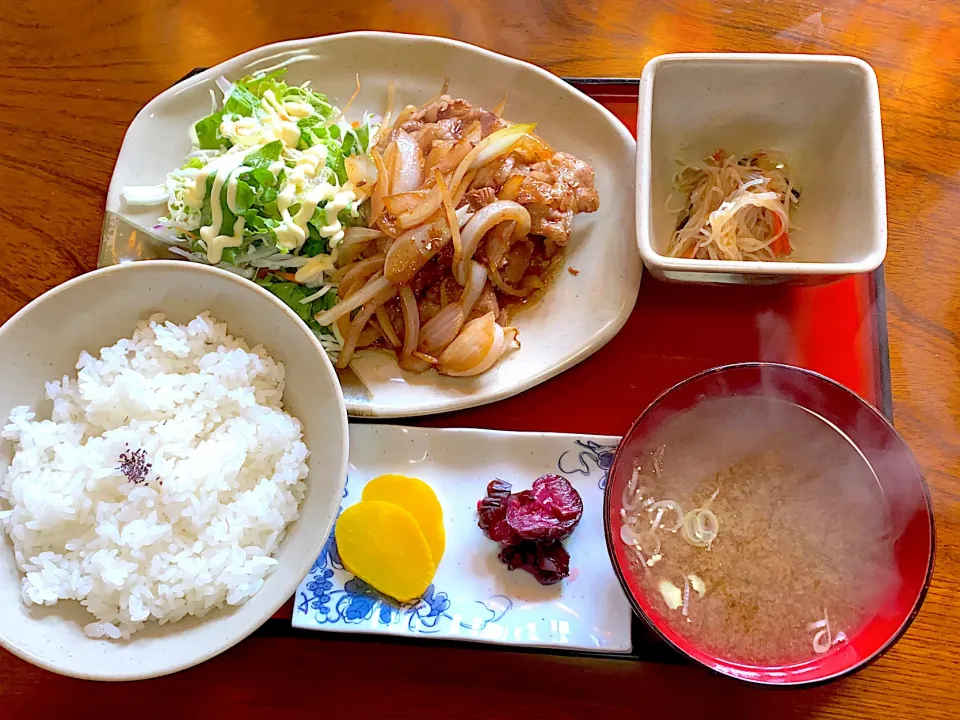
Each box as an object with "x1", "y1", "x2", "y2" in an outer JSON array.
[
  {"x1": 506, "y1": 475, "x2": 583, "y2": 541},
  {"x1": 498, "y1": 540, "x2": 570, "y2": 585},
  {"x1": 477, "y1": 479, "x2": 521, "y2": 545},
  {"x1": 476, "y1": 474, "x2": 582, "y2": 586}
]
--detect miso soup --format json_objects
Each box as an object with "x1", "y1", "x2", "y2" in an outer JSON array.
[{"x1": 619, "y1": 396, "x2": 896, "y2": 665}]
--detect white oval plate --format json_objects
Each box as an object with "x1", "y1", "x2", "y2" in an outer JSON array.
[
  {"x1": 292, "y1": 424, "x2": 633, "y2": 653},
  {"x1": 105, "y1": 32, "x2": 641, "y2": 418}
]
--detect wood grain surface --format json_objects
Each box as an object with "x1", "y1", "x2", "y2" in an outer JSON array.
[{"x1": 1, "y1": 1, "x2": 959, "y2": 717}]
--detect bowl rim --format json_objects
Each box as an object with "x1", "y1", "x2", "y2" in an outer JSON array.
[
  {"x1": 602, "y1": 361, "x2": 935, "y2": 688},
  {"x1": 0, "y1": 259, "x2": 349, "y2": 681},
  {"x1": 635, "y1": 52, "x2": 887, "y2": 277}
]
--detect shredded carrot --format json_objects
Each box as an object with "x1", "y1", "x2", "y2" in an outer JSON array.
[
  {"x1": 770, "y1": 213, "x2": 790, "y2": 257},
  {"x1": 274, "y1": 272, "x2": 299, "y2": 282}
]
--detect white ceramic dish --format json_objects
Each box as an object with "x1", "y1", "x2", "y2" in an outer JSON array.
[
  {"x1": 0, "y1": 261, "x2": 348, "y2": 680},
  {"x1": 637, "y1": 53, "x2": 886, "y2": 285},
  {"x1": 293, "y1": 425, "x2": 633, "y2": 653},
  {"x1": 104, "y1": 31, "x2": 641, "y2": 418}
]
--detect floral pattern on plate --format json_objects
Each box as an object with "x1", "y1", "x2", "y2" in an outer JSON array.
[{"x1": 293, "y1": 425, "x2": 631, "y2": 652}]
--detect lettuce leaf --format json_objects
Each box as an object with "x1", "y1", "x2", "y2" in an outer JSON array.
[
  {"x1": 232, "y1": 180, "x2": 256, "y2": 215},
  {"x1": 255, "y1": 275, "x2": 337, "y2": 334},
  {"x1": 194, "y1": 112, "x2": 226, "y2": 150},
  {"x1": 224, "y1": 84, "x2": 259, "y2": 117},
  {"x1": 198, "y1": 174, "x2": 238, "y2": 236},
  {"x1": 237, "y1": 69, "x2": 288, "y2": 100},
  {"x1": 243, "y1": 140, "x2": 283, "y2": 170},
  {"x1": 283, "y1": 85, "x2": 333, "y2": 118}
]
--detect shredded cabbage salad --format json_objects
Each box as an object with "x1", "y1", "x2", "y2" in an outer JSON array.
[{"x1": 123, "y1": 69, "x2": 379, "y2": 358}]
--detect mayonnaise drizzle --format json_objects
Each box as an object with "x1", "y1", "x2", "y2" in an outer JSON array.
[
  {"x1": 226, "y1": 166, "x2": 251, "y2": 214},
  {"x1": 198, "y1": 153, "x2": 254, "y2": 263},
  {"x1": 185, "y1": 149, "x2": 256, "y2": 209}
]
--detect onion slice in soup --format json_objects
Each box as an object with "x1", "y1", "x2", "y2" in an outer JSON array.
[
  {"x1": 682, "y1": 508, "x2": 720, "y2": 547},
  {"x1": 649, "y1": 500, "x2": 684, "y2": 533}
]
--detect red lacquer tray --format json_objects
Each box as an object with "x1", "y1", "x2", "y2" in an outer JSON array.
[
  {"x1": 267, "y1": 79, "x2": 893, "y2": 660},
  {"x1": 145, "y1": 73, "x2": 891, "y2": 659}
]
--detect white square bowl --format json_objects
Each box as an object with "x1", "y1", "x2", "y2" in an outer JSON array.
[{"x1": 637, "y1": 53, "x2": 887, "y2": 284}]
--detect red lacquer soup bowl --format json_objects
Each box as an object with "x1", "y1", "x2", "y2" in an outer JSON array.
[{"x1": 604, "y1": 363, "x2": 934, "y2": 686}]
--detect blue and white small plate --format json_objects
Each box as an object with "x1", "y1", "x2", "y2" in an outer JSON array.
[{"x1": 293, "y1": 425, "x2": 633, "y2": 653}]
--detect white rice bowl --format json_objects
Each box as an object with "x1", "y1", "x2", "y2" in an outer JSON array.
[{"x1": 0, "y1": 312, "x2": 309, "y2": 640}]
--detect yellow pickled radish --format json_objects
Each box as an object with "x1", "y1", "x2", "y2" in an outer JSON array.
[
  {"x1": 335, "y1": 500, "x2": 436, "y2": 602},
  {"x1": 362, "y1": 474, "x2": 446, "y2": 562}
]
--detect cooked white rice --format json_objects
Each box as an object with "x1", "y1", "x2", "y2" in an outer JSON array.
[{"x1": 0, "y1": 312, "x2": 309, "y2": 639}]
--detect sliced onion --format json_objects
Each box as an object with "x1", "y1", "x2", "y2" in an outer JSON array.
[
  {"x1": 331, "y1": 259, "x2": 359, "y2": 284},
  {"x1": 375, "y1": 306, "x2": 402, "y2": 347},
  {"x1": 418, "y1": 302, "x2": 465, "y2": 356},
  {"x1": 437, "y1": 313, "x2": 502, "y2": 377},
  {"x1": 371, "y1": 81, "x2": 395, "y2": 148},
  {"x1": 383, "y1": 217, "x2": 450, "y2": 285},
  {"x1": 485, "y1": 223, "x2": 516, "y2": 268},
  {"x1": 384, "y1": 190, "x2": 431, "y2": 216},
  {"x1": 369, "y1": 146, "x2": 389, "y2": 225},
  {"x1": 498, "y1": 173, "x2": 524, "y2": 202},
  {"x1": 345, "y1": 154, "x2": 378, "y2": 198},
  {"x1": 392, "y1": 130, "x2": 424, "y2": 194},
  {"x1": 456, "y1": 201, "x2": 531, "y2": 284},
  {"x1": 459, "y1": 262, "x2": 488, "y2": 317},
  {"x1": 337, "y1": 227, "x2": 384, "y2": 264},
  {"x1": 341, "y1": 226, "x2": 384, "y2": 247},
  {"x1": 389, "y1": 104, "x2": 417, "y2": 140},
  {"x1": 122, "y1": 185, "x2": 169, "y2": 206},
  {"x1": 399, "y1": 354, "x2": 431, "y2": 373},
  {"x1": 453, "y1": 169, "x2": 478, "y2": 207},
  {"x1": 399, "y1": 285, "x2": 419, "y2": 359},
  {"x1": 456, "y1": 204, "x2": 474, "y2": 228},
  {"x1": 395, "y1": 188, "x2": 442, "y2": 230},
  {"x1": 315, "y1": 274, "x2": 393, "y2": 327},
  {"x1": 449, "y1": 123, "x2": 535, "y2": 200},
  {"x1": 435, "y1": 171, "x2": 462, "y2": 274},
  {"x1": 356, "y1": 323, "x2": 382, "y2": 348},
  {"x1": 649, "y1": 500, "x2": 684, "y2": 532},
  {"x1": 682, "y1": 508, "x2": 720, "y2": 547},
  {"x1": 424, "y1": 141, "x2": 453, "y2": 173},
  {"x1": 435, "y1": 125, "x2": 481, "y2": 174},
  {"x1": 336, "y1": 284, "x2": 398, "y2": 368},
  {"x1": 215, "y1": 75, "x2": 234, "y2": 96},
  {"x1": 337, "y1": 254, "x2": 385, "y2": 300},
  {"x1": 491, "y1": 266, "x2": 535, "y2": 298}
]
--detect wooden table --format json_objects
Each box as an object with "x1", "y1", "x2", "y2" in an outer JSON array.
[{"x1": 1, "y1": 1, "x2": 959, "y2": 717}]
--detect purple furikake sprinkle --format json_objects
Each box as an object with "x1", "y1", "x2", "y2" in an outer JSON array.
[{"x1": 118, "y1": 445, "x2": 153, "y2": 485}]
